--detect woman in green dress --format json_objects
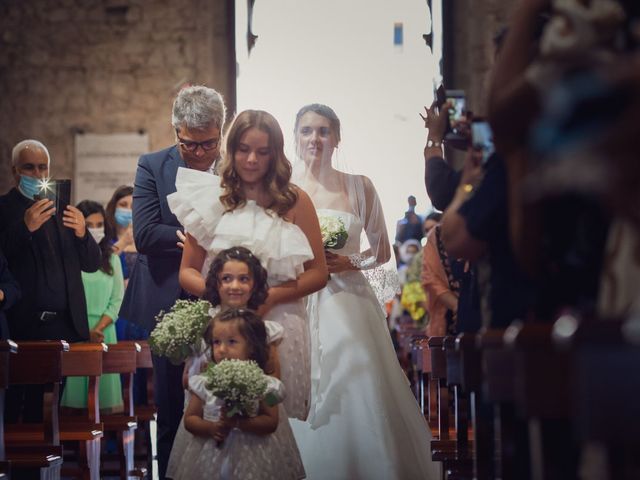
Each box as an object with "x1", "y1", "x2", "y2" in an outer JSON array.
[{"x1": 61, "y1": 200, "x2": 124, "y2": 413}]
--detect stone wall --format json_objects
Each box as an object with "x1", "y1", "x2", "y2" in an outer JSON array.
[
  {"x1": 447, "y1": 0, "x2": 515, "y2": 116},
  {"x1": 0, "y1": 0, "x2": 234, "y2": 194}
]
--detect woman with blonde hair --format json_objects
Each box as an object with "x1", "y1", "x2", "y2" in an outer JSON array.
[{"x1": 168, "y1": 109, "x2": 327, "y2": 420}]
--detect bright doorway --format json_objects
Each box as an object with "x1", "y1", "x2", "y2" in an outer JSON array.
[{"x1": 235, "y1": 0, "x2": 442, "y2": 240}]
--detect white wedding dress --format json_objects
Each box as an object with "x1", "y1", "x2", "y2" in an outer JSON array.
[
  {"x1": 168, "y1": 167, "x2": 314, "y2": 420},
  {"x1": 290, "y1": 208, "x2": 440, "y2": 480}
]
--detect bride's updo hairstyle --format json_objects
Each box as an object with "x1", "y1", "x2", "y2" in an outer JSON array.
[
  {"x1": 219, "y1": 109, "x2": 298, "y2": 217},
  {"x1": 294, "y1": 103, "x2": 341, "y2": 144}
]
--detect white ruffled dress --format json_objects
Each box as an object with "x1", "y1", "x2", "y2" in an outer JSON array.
[
  {"x1": 167, "y1": 168, "x2": 314, "y2": 420},
  {"x1": 168, "y1": 374, "x2": 305, "y2": 480},
  {"x1": 167, "y1": 320, "x2": 287, "y2": 480}
]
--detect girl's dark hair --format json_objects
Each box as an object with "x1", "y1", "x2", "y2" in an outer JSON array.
[
  {"x1": 205, "y1": 308, "x2": 269, "y2": 371},
  {"x1": 76, "y1": 200, "x2": 114, "y2": 275},
  {"x1": 203, "y1": 246, "x2": 268, "y2": 310},
  {"x1": 105, "y1": 185, "x2": 133, "y2": 242}
]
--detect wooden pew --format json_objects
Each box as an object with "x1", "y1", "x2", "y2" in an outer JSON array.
[
  {"x1": 457, "y1": 332, "x2": 494, "y2": 480},
  {"x1": 477, "y1": 328, "x2": 521, "y2": 479},
  {"x1": 428, "y1": 336, "x2": 451, "y2": 450},
  {"x1": 505, "y1": 321, "x2": 579, "y2": 480},
  {"x1": 133, "y1": 341, "x2": 155, "y2": 475},
  {"x1": 410, "y1": 334, "x2": 427, "y2": 413},
  {"x1": 556, "y1": 316, "x2": 640, "y2": 480},
  {"x1": 100, "y1": 341, "x2": 145, "y2": 479},
  {"x1": 60, "y1": 342, "x2": 107, "y2": 480},
  {"x1": 5, "y1": 340, "x2": 67, "y2": 478},
  {"x1": 0, "y1": 340, "x2": 17, "y2": 477}
]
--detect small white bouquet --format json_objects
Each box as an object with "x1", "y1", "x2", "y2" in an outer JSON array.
[
  {"x1": 319, "y1": 215, "x2": 348, "y2": 250},
  {"x1": 204, "y1": 359, "x2": 277, "y2": 417},
  {"x1": 149, "y1": 299, "x2": 212, "y2": 365}
]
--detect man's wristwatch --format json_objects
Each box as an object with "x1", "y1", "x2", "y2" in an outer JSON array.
[{"x1": 426, "y1": 138, "x2": 442, "y2": 148}]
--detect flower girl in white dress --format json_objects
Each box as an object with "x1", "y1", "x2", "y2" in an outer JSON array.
[{"x1": 168, "y1": 308, "x2": 305, "y2": 480}]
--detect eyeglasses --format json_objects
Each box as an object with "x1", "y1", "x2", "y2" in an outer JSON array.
[{"x1": 176, "y1": 134, "x2": 220, "y2": 152}]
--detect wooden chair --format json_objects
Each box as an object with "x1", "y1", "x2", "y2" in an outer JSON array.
[
  {"x1": 60, "y1": 342, "x2": 107, "y2": 480},
  {"x1": 133, "y1": 341, "x2": 155, "y2": 475},
  {"x1": 100, "y1": 341, "x2": 145, "y2": 479},
  {"x1": 5, "y1": 340, "x2": 68, "y2": 479}
]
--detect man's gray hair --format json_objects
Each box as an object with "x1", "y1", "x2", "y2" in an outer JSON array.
[
  {"x1": 171, "y1": 85, "x2": 226, "y2": 131},
  {"x1": 12, "y1": 139, "x2": 51, "y2": 166}
]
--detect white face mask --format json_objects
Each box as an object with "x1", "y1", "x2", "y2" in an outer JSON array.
[{"x1": 88, "y1": 227, "x2": 105, "y2": 244}]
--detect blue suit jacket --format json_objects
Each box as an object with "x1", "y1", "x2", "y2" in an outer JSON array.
[{"x1": 119, "y1": 146, "x2": 187, "y2": 332}]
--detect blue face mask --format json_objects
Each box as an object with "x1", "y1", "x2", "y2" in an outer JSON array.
[
  {"x1": 18, "y1": 175, "x2": 43, "y2": 200},
  {"x1": 115, "y1": 208, "x2": 133, "y2": 227}
]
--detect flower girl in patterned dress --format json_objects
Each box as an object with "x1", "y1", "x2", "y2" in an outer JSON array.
[{"x1": 168, "y1": 308, "x2": 304, "y2": 480}]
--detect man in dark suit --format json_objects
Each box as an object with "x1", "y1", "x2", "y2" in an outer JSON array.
[
  {"x1": 0, "y1": 139, "x2": 101, "y2": 420},
  {"x1": 119, "y1": 85, "x2": 226, "y2": 479}
]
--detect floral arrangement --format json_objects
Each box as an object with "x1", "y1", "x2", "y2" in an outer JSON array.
[
  {"x1": 401, "y1": 281, "x2": 427, "y2": 322},
  {"x1": 319, "y1": 215, "x2": 348, "y2": 250},
  {"x1": 149, "y1": 299, "x2": 212, "y2": 365},
  {"x1": 204, "y1": 359, "x2": 273, "y2": 417}
]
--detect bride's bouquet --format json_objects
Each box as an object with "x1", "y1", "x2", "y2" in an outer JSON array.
[
  {"x1": 204, "y1": 359, "x2": 276, "y2": 417},
  {"x1": 319, "y1": 215, "x2": 348, "y2": 250},
  {"x1": 149, "y1": 299, "x2": 212, "y2": 365}
]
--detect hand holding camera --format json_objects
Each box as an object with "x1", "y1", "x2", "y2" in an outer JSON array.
[
  {"x1": 24, "y1": 198, "x2": 55, "y2": 233},
  {"x1": 62, "y1": 205, "x2": 87, "y2": 238}
]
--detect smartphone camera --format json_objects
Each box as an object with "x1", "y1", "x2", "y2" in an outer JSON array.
[
  {"x1": 446, "y1": 90, "x2": 466, "y2": 126},
  {"x1": 471, "y1": 121, "x2": 495, "y2": 164},
  {"x1": 34, "y1": 179, "x2": 71, "y2": 215}
]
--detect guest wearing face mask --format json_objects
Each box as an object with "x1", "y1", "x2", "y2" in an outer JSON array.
[
  {"x1": 0, "y1": 139, "x2": 100, "y2": 422},
  {"x1": 61, "y1": 200, "x2": 124, "y2": 413},
  {"x1": 105, "y1": 186, "x2": 136, "y2": 285}
]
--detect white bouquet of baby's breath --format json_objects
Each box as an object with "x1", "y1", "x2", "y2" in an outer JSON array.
[
  {"x1": 319, "y1": 215, "x2": 348, "y2": 250},
  {"x1": 204, "y1": 359, "x2": 270, "y2": 417},
  {"x1": 149, "y1": 299, "x2": 212, "y2": 365}
]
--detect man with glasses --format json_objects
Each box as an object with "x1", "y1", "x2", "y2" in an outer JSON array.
[{"x1": 119, "y1": 85, "x2": 226, "y2": 479}]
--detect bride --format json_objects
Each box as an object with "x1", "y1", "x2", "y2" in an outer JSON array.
[
  {"x1": 168, "y1": 109, "x2": 328, "y2": 420},
  {"x1": 290, "y1": 104, "x2": 440, "y2": 479}
]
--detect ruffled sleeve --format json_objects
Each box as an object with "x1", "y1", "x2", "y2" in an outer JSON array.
[
  {"x1": 264, "y1": 320, "x2": 284, "y2": 346},
  {"x1": 167, "y1": 167, "x2": 314, "y2": 286},
  {"x1": 187, "y1": 374, "x2": 209, "y2": 402},
  {"x1": 167, "y1": 167, "x2": 226, "y2": 252},
  {"x1": 264, "y1": 375, "x2": 286, "y2": 405}
]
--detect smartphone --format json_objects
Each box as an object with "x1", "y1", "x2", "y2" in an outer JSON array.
[
  {"x1": 445, "y1": 90, "x2": 466, "y2": 124},
  {"x1": 34, "y1": 179, "x2": 71, "y2": 214},
  {"x1": 471, "y1": 120, "x2": 495, "y2": 164}
]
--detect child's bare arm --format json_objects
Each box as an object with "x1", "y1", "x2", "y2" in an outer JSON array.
[
  {"x1": 183, "y1": 394, "x2": 230, "y2": 442},
  {"x1": 230, "y1": 401, "x2": 279, "y2": 436},
  {"x1": 266, "y1": 345, "x2": 281, "y2": 378}
]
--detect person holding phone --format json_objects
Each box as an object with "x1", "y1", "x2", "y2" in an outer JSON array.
[
  {"x1": 0, "y1": 139, "x2": 101, "y2": 421},
  {"x1": 421, "y1": 103, "x2": 483, "y2": 334}
]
